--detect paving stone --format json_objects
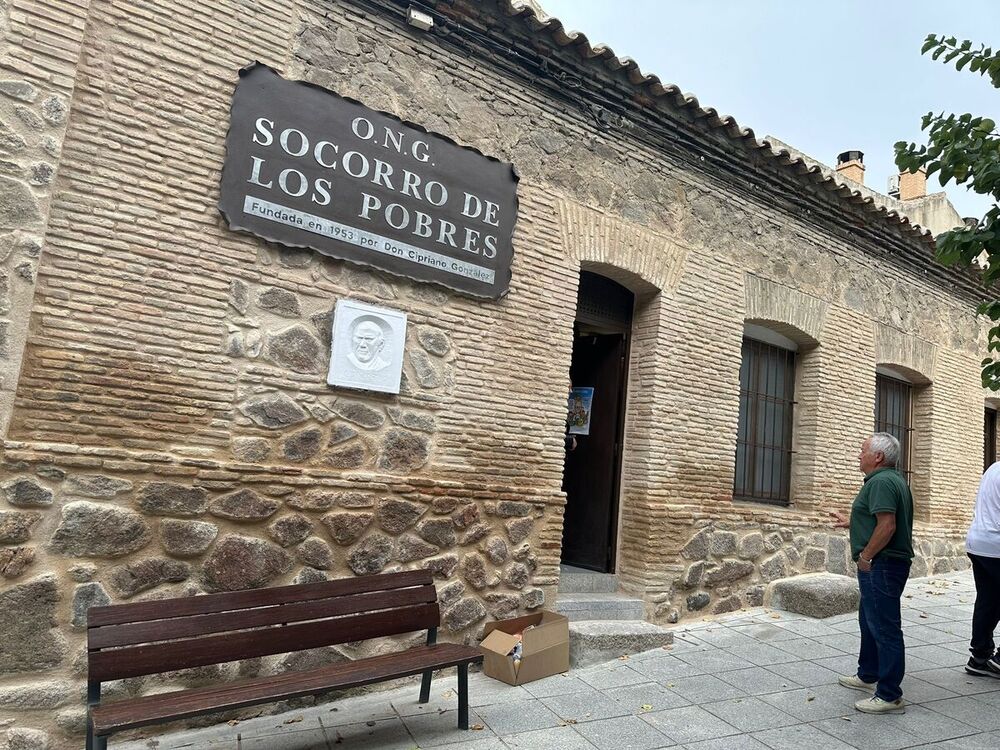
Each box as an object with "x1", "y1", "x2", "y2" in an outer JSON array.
[
  {"x1": 899, "y1": 674, "x2": 961, "y2": 703},
  {"x1": 725, "y1": 641, "x2": 802, "y2": 667},
  {"x1": 630, "y1": 655, "x2": 707, "y2": 682},
  {"x1": 764, "y1": 660, "x2": 843, "y2": 689},
  {"x1": 811, "y1": 714, "x2": 925, "y2": 750},
  {"x1": 501, "y1": 725, "x2": 593, "y2": 750},
  {"x1": 909, "y1": 667, "x2": 1000, "y2": 696},
  {"x1": 523, "y1": 674, "x2": 597, "y2": 700},
  {"x1": 757, "y1": 685, "x2": 857, "y2": 722},
  {"x1": 402, "y1": 708, "x2": 488, "y2": 748},
  {"x1": 716, "y1": 666, "x2": 798, "y2": 695},
  {"x1": 676, "y1": 649, "x2": 755, "y2": 674},
  {"x1": 751, "y1": 723, "x2": 855, "y2": 750},
  {"x1": 573, "y1": 714, "x2": 671, "y2": 750},
  {"x1": 922, "y1": 695, "x2": 1000, "y2": 730},
  {"x1": 927, "y1": 731, "x2": 1000, "y2": 750},
  {"x1": 702, "y1": 696, "x2": 799, "y2": 733},
  {"x1": 604, "y1": 681, "x2": 691, "y2": 712},
  {"x1": 772, "y1": 638, "x2": 848, "y2": 661},
  {"x1": 577, "y1": 664, "x2": 648, "y2": 690},
  {"x1": 686, "y1": 735, "x2": 773, "y2": 750},
  {"x1": 475, "y1": 697, "x2": 562, "y2": 736},
  {"x1": 662, "y1": 673, "x2": 744, "y2": 704},
  {"x1": 810, "y1": 654, "x2": 862, "y2": 676},
  {"x1": 641, "y1": 704, "x2": 741, "y2": 745},
  {"x1": 540, "y1": 687, "x2": 631, "y2": 723}
]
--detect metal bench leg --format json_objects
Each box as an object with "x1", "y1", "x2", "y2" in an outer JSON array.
[
  {"x1": 87, "y1": 681, "x2": 101, "y2": 750},
  {"x1": 420, "y1": 626, "x2": 437, "y2": 704},
  {"x1": 457, "y1": 663, "x2": 469, "y2": 730},
  {"x1": 419, "y1": 668, "x2": 433, "y2": 704}
]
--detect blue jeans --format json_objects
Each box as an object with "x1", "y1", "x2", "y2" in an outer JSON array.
[{"x1": 857, "y1": 557, "x2": 911, "y2": 702}]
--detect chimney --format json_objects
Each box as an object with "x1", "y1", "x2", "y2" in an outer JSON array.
[
  {"x1": 836, "y1": 150, "x2": 865, "y2": 185},
  {"x1": 898, "y1": 167, "x2": 927, "y2": 201}
]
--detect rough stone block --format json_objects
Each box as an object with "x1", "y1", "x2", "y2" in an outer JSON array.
[
  {"x1": 160, "y1": 519, "x2": 219, "y2": 557},
  {"x1": 71, "y1": 582, "x2": 110, "y2": 628},
  {"x1": 569, "y1": 620, "x2": 673, "y2": 668},
  {"x1": 209, "y1": 489, "x2": 280, "y2": 522},
  {"x1": 202, "y1": 535, "x2": 292, "y2": 591},
  {"x1": 765, "y1": 572, "x2": 860, "y2": 618},
  {"x1": 50, "y1": 501, "x2": 151, "y2": 557},
  {"x1": 137, "y1": 483, "x2": 209, "y2": 517},
  {"x1": 709, "y1": 531, "x2": 738, "y2": 557},
  {"x1": 0, "y1": 574, "x2": 66, "y2": 673},
  {"x1": 0, "y1": 511, "x2": 41, "y2": 544}
]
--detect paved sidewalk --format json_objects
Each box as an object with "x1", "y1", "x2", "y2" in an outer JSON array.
[{"x1": 118, "y1": 571, "x2": 1000, "y2": 750}]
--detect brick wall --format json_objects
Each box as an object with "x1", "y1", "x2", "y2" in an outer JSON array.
[{"x1": 0, "y1": 0, "x2": 990, "y2": 745}]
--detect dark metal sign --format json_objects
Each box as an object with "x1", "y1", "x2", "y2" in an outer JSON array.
[{"x1": 219, "y1": 63, "x2": 518, "y2": 299}]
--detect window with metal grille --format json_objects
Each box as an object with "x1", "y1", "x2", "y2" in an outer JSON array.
[
  {"x1": 734, "y1": 337, "x2": 796, "y2": 505},
  {"x1": 985, "y1": 408, "x2": 997, "y2": 472},
  {"x1": 874, "y1": 374, "x2": 912, "y2": 482}
]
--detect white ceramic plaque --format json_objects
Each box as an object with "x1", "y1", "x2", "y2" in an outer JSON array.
[{"x1": 327, "y1": 299, "x2": 407, "y2": 394}]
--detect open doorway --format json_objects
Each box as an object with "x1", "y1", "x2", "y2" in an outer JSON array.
[{"x1": 561, "y1": 271, "x2": 634, "y2": 573}]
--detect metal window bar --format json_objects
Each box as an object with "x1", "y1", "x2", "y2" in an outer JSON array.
[
  {"x1": 985, "y1": 408, "x2": 997, "y2": 472},
  {"x1": 734, "y1": 337, "x2": 796, "y2": 505},
  {"x1": 874, "y1": 374, "x2": 912, "y2": 484}
]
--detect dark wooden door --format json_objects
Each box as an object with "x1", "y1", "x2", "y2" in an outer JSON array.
[{"x1": 561, "y1": 332, "x2": 627, "y2": 572}]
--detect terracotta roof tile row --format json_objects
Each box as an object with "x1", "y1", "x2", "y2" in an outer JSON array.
[{"x1": 503, "y1": 0, "x2": 937, "y2": 249}]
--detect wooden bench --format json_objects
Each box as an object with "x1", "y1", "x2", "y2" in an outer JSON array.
[{"x1": 85, "y1": 570, "x2": 483, "y2": 749}]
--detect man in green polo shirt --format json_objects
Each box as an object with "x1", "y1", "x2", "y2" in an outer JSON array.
[{"x1": 831, "y1": 432, "x2": 914, "y2": 714}]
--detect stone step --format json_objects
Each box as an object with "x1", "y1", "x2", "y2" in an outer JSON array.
[
  {"x1": 558, "y1": 568, "x2": 618, "y2": 594},
  {"x1": 569, "y1": 620, "x2": 675, "y2": 669},
  {"x1": 555, "y1": 593, "x2": 645, "y2": 621}
]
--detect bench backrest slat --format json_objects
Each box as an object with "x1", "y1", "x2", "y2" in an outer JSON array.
[
  {"x1": 87, "y1": 570, "x2": 431, "y2": 627},
  {"x1": 90, "y1": 586, "x2": 437, "y2": 649},
  {"x1": 89, "y1": 602, "x2": 440, "y2": 682},
  {"x1": 87, "y1": 571, "x2": 440, "y2": 682}
]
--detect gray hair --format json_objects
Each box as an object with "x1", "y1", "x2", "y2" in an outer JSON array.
[{"x1": 869, "y1": 432, "x2": 901, "y2": 467}]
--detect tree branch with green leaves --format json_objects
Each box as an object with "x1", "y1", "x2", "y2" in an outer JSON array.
[{"x1": 894, "y1": 34, "x2": 1000, "y2": 387}]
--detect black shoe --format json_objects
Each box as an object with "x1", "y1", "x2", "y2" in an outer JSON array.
[{"x1": 965, "y1": 656, "x2": 1000, "y2": 678}]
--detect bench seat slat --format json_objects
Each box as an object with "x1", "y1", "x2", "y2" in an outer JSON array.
[
  {"x1": 86, "y1": 570, "x2": 433, "y2": 627},
  {"x1": 89, "y1": 603, "x2": 440, "y2": 681},
  {"x1": 91, "y1": 643, "x2": 483, "y2": 735},
  {"x1": 89, "y1": 586, "x2": 436, "y2": 649}
]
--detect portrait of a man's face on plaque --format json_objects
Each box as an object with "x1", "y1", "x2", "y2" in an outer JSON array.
[{"x1": 327, "y1": 299, "x2": 407, "y2": 394}]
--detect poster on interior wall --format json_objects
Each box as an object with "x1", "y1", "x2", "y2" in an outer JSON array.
[
  {"x1": 327, "y1": 299, "x2": 407, "y2": 394},
  {"x1": 219, "y1": 63, "x2": 518, "y2": 300},
  {"x1": 567, "y1": 387, "x2": 594, "y2": 436}
]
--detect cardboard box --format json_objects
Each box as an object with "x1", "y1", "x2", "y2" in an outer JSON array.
[{"x1": 479, "y1": 610, "x2": 570, "y2": 685}]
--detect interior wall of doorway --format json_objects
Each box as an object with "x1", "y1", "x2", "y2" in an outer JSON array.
[{"x1": 561, "y1": 271, "x2": 635, "y2": 573}]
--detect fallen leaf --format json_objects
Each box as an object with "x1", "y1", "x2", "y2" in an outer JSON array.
[
  {"x1": 619, "y1": 655, "x2": 630, "y2": 661},
  {"x1": 471, "y1": 723, "x2": 485, "y2": 730},
  {"x1": 226, "y1": 720, "x2": 240, "y2": 726},
  {"x1": 770, "y1": 614, "x2": 781, "y2": 619},
  {"x1": 283, "y1": 716, "x2": 303, "y2": 724}
]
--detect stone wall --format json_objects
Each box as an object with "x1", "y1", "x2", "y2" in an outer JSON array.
[
  {"x1": 674, "y1": 522, "x2": 971, "y2": 619},
  {"x1": 0, "y1": 0, "x2": 993, "y2": 747}
]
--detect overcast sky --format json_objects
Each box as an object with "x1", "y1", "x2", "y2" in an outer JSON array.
[{"x1": 538, "y1": 0, "x2": 997, "y2": 220}]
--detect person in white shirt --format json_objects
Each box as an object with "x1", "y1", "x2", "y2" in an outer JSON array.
[{"x1": 966, "y1": 461, "x2": 1000, "y2": 678}]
